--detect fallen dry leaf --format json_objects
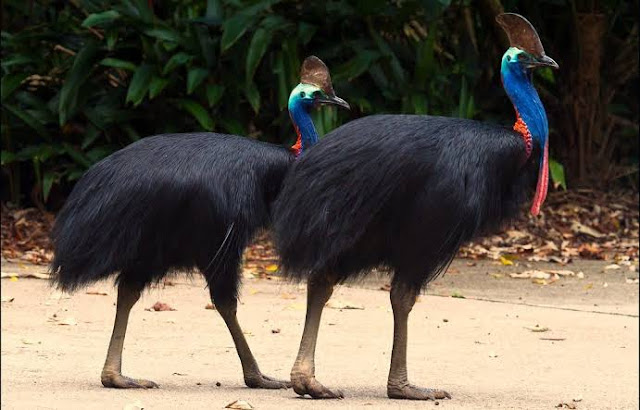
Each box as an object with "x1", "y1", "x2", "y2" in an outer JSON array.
[
  {"x1": 540, "y1": 337, "x2": 566, "y2": 341},
  {"x1": 86, "y1": 290, "x2": 108, "y2": 296},
  {"x1": 524, "y1": 325, "x2": 550, "y2": 332},
  {"x1": 265, "y1": 264, "x2": 278, "y2": 272},
  {"x1": 499, "y1": 256, "x2": 514, "y2": 266},
  {"x1": 488, "y1": 351, "x2": 498, "y2": 358},
  {"x1": 556, "y1": 402, "x2": 577, "y2": 409},
  {"x1": 225, "y1": 399, "x2": 253, "y2": 410},
  {"x1": 571, "y1": 221, "x2": 604, "y2": 238},
  {"x1": 271, "y1": 328, "x2": 281, "y2": 334},
  {"x1": 604, "y1": 264, "x2": 621, "y2": 270},
  {"x1": 58, "y1": 317, "x2": 77, "y2": 326},
  {"x1": 625, "y1": 278, "x2": 639, "y2": 284},
  {"x1": 546, "y1": 270, "x2": 575, "y2": 276},
  {"x1": 147, "y1": 302, "x2": 176, "y2": 312},
  {"x1": 279, "y1": 293, "x2": 296, "y2": 300},
  {"x1": 0, "y1": 271, "x2": 50, "y2": 279},
  {"x1": 1, "y1": 296, "x2": 14, "y2": 302},
  {"x1": 205, "y1": 303, "x2": 216, "y2": 310},
  {"x1": 326, "y1": 300, "x2": 364, "y2": 310}
]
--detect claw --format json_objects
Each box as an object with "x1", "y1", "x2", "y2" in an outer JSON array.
[
  {"x1": 387, "y1": 383, "x2": 450, "y2": 400},
  {"x1": 101, "y1": 373, "x2": 159, "y2": 389},
  {"x1": 292, "y1": 375, "x2": 344, "y2": 399},
  {"x1": 245, "y1": 373, "x2": 291, "y2": 389}
]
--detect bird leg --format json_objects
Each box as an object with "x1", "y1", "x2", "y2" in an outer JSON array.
[
  {"x1": 290, "y1": 275, "x2": 344, "y2": 399},
  {"x1": 387, "y1": 282, "x2": 450, "y2": 400},
  {"x1": 101, "y1": 281, "x2": 158, "y2": 389},
  {"x1": 213, "y1": 295, "x2": 290, "y2": 389}
]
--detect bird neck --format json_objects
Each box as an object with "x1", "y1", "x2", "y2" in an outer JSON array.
[
  {"x1": 500, "y1": 58, "x2": 549, "y2": 158},
  {"x1": 288, "y1": 101, "x2": 318, "y2": 158},
  {"x1": 500, "y1": 51, "x2": 550, "y2": 216}
]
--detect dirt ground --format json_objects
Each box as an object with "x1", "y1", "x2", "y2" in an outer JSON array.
[{"x1": 1, "y1": 259, "x2": 638, "y2": 410}]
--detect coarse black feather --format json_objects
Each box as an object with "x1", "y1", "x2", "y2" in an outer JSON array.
[
  {"x1": 273, "y1": 115, "x2": 539, "y2": 291},
  {"x1": 51, "y1": 133, "x2": 293, "y2": 298}
]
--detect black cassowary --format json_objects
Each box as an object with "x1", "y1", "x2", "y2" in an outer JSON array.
[
  {"x1": 272, "y1": 14, "x2": 558, "y2": 400},
  {"x1": 50, "y1": 56, "x2": 349, "y2": 389}
]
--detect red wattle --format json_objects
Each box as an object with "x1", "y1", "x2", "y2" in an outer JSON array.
[
  {"x1": 530, "y1": 141, "x2": 549, "y2": 216},
  {"x1": 290, "y1": 123, "x2": 302, "y2": 157}
]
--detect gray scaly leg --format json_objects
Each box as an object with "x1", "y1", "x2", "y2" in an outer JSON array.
[
  {"x1": 101, "y1": 281, "x2": 158, "y2": 389},
  {"x1": 290, "y1": 275, "x2": 343, "y2": 399},
  {"x1": 213, "y1": 292, "x2": 290, "y2": 389},
  {"x1": 387, "y1": 282, "x2": 450, "y2": 400}
]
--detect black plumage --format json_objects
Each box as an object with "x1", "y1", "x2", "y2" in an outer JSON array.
[
  {"x1": 52, "y1": 133, "x2": 291, "y2": 297},
  {"x1": 273, "y1": 115, "x2": 539, "y2": 290}
]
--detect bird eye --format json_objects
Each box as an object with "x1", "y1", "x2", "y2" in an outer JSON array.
[
  {"x1": 300, "y1": 91, "x2": 306, "y2": 98},
  {"x1": 507, "y1": 55, "x2": 512, "y2": 62},
  {"x1": 312, "y1": 90, "x2": 322, "y2": 98}
]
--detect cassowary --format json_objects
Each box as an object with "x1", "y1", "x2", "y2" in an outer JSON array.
[
  {"x1": 50, "y1": 56, "x2": 349, "y2": 389},
  {"x1": 272, "y1": 14, "x2": 558, "y2": 400}
]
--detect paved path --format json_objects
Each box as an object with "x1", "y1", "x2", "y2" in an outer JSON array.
[{"x1": 1, "y1": 259, "x2": 638, "y2": 409}]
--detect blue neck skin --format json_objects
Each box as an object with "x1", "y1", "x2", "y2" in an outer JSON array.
[
  {"x1": 500, "y1": 47, "x2": 549, "y2": 158},
  {"x1": 288, "y1": 84, "x2": 319, "y2": 155}
]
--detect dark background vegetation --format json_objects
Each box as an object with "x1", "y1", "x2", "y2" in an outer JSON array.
[{"x1": 1, "y1": 0, "x2": 638, "y2": 211}]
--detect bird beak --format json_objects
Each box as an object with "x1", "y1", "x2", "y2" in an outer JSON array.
[
  {"x1": 315, "y1": 95, "x2": 351, "y2": 110},
  {"x1": 528, "y1": 54, "x2": 559, "y2": 69}
]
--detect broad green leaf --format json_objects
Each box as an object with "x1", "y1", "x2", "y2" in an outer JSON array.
[
  {"x1": 187, "y1": 68, "x2": 209, "y2": 95},
  {"x1": 106, "y1": 29, "x2": 118, "y2": 50},
  {"x1": 42, "y1": 171, "x2": 55, "y2": 202},
  {"x1": 163, "y1": 52, "x2": 192, "y2": 75},
  {"x1": 59, "y1": 40, "x2": 100, "y2": 125},
  {"x1": 144, "y1": 28, "x2": 182, "y2": 43},
  {"x1": 221, "y1": 14, "x2": 253, "y2": 51},
  {"x1": 245, "y1": 28, "x2": 272, "y2": 83},
  {"x1": 206, "y1": 84, "x2": 225, "y2": 107},
  {"x1": 333, "y1": 51, "x2": 380, "y2": 82},
  {"x1": 62, "y1": 143, "x2": 92, "y2": 168},
  {"x1": 149, "y1": 76, "x2": 170, "y2": 99},
  {"x1": 119, "y1": 0, "x2": 153, "y2": 23},
  {"x1": 245, "y1": 82, "x2": 260, "y2": 114},
  {"x1": 549, "y1": 158, "x2": 567, "y2": 190},
  {"x1": 1, "y1": 73, "x2": 28, "y2": 101},
  {"x1": 3, "y1": 103, "x2": 49, "y2": 139},
  {"x1": 86, "y1": 146, "x2": 113, "y2": 163},
  {"x1": 82, "y1": 10, "x2": 120, "y2": 27},
  {"x1": 126, "y1": 64, "x2": 153, "y2": 106},
  {"x1": 99, "y1": 58, "x2": 137, "y2": 71},
  {"x1": 1, "y1": 55, "x2": 36, "y2": 69},
  {"x1": 176, "y1": 99, "x2": 214, "y2": 130},
  {"x1": 81, "y1": 124, "x2": 101, "y2": 150}
]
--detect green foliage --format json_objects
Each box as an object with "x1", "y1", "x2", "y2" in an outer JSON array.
[{"x1": 1, "y1": 0, "x2": 637, "y2": 206}]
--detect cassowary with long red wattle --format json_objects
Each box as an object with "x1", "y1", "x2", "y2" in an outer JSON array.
[
  {"x1": 272, "y1": 14, "x2": 558, "y2": 400},
  {"x1": 50, "y1": 56, "x2": 348, "y2": 390}
]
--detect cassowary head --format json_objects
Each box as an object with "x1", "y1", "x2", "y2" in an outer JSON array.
[
  {"x1": 289, "y1": 56, "x2": 350, "y2": 111},
  {"x1": 497, "y1": 13, "x2": 559, "y2": 74}
]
